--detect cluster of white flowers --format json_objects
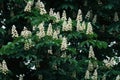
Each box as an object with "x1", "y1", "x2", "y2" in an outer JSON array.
[
  {"x1": 49, "y1": 8, "x2": 60, "y2": 22},
  {"x1": 116, "y1": 75, "x2": 120, "y2": 80},
  {"x1": 36, "y1": 22, "x2": 45, "y2": 39},
  {"x1": 85, "y1": 10, "x2": 92, "y2": 20},
  {"x1": 35, "y1": 0, "x2": 46, "y2": 15},
  {"x1": 114, "y1": 12, "x2": 119, "y2": 22},
  {"x1": 61, "y1": 10, "x2": 67, "y2": 21},
  {"x1": 91, "y1": 69, "x2": 98, "y2": 80},
  {"x1": 55, "y1": 12, "x2": 61, "y2": 22},
  {"x1": 62, "y1": 17, "x2": 72, "y2": 31},
  {"x1": 86, "y1": 22, "x2": 93, "y2": 34},
  {"x1": 48, "y1": 49, "x2": 53, "y2": 55},
  {"x1": 16, "y1": 74, "x2": 25, "y2": 80},
  {"x1": 24, "y1": 39, "x2": 33, "y2": 50},
  {"x1": 84, "y1": 70, "x2": 90, "y2": 79},
  {"x1": 88, "y1": 60, "x2": 94, "y2": 71},
  {"x1": 1, "y1": 25, "x2": 6, "y2": 29},
  {"x1": 76, "y1": 20, "x2": 86, "y2": 31},
  {"x1": 85, "y1": 46, "x2": 98, "y2": 80},
  {"x1": 21, "y1": 27, "x2": 32, "y2": 38},
  {"x1": 88, "y1": 46, "x2": 96, "y2": 59},
  {"x1": 61, "y1": 37, "x2": 67, "y2": 51},
  {"x1": 85, "y1": 67, "x2": 98, "y2": 80},
  {"x1": 49, "y1": 8, "x2": 54, "y2": 16},
  {"x1": 47, "y1": 23, "x2": 53, "y2": 36},
  {"x1": 108, "y1": 41, "x2": 116, "y2": 47},
  {"x1": 0, "y1": 60, "x2": 9, "y2": 75},
  {"x1": 103, "y1": 56, "x2": 117, "y2": 68},
  {"x1": 11, "y1": 25, "x2": 19, "y2": 38},
  {"x1": 53, "y1": 30, "x2": 58, "y2": 39},
  {"x1": 92, "y1": 15, "x2": 97, "y2": 24},
  {"x1": 76, "y1": 9, "x2": 83, "y2": 22},
  {"x1": 24, "y1": 0, "x2": 34, "y2": 12}
]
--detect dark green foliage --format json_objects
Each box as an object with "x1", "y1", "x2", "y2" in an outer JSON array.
[{"x1": 0, "y1": 0, "x2": 120, "y2": 80}]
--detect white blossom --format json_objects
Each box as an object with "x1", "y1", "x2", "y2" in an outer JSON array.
[
  {"x1": 24, "y1": 39, "x2": 33, "y2": 50},
  {"x1": 49, "y1": 8, "x2": 54, "y2": 16},
  {"x1": 114, "y1": 12, "x2": 119, "y2": 22},
  {"x1": 53, "y1": 30, "x2": 58, "y2": 39},
  {"x1": 88, "y1": 60, "x2": 94, "y2": 71},
  {"x1": 24, "y1": 0, "x2": 33, "y2": 12},
  {"x1": 61, "y1": 10, "x2": 67, "y2": 21},
  {"x1": 91, "y1": 69, "x2": 98, "y2": 80},
  {"x1": 85, "y1": 10, "x2": 92, "y2": 20},
  {"x1": 11, "y1": 25, "x2": 19, "y2": 38},
  {"x1": 81, "y1": 21, "x2": 86, "y2": 30},
  {"x1": 2, "y1": 60, "x2": 9, "y2": 75},
  {"x1": 35, "y1": 0, "x2": 46, "y2": 15},
  {"x1": 30, "y1": 65, "x2": 36, "y2": 70},
  {"x1": 76, "y1": 20, "x2": 83, "y2": 31},
  {"x1": 18, "y1": 74, "x2": 25, "y2": 80},
  {"x1": 61, "y1": 37, "x2": 67, "y2": 51},
  {"x1": 103, "y1": 56, "x2": 117, "y2": 68},
  {"x1": 92, "y1": 15, "x2": 97, "y2": 24},
  {"x1": 21, "y1": 27, "x2": 32, "y2": 38},
  {"x1": 86, "y1": 22, "x2": 93, "y2": 34},
  {"x1": 1, "y1": 25, "x2": 6, "y2": 29},
  {"x1": 88, "y1": 46, "x2": 96, "y2": 59},
  {"x1": 36, "y1": 22, "x2": 45, "y2": 39},
  {"x1": 76, "y1": 9, "x2": 82, "y2": 22},
  {"x1": 67, "y1": 17, "x2": 72, "y2": 31},
  {"x1": 116, "y1": 75, "x2": 120, "y2": 80},
  {"x1": 85, "y1": 70, "x2": 90, "y2": 79},
  {"x1": 62, "y1": 20, "x2": 68, "y2": 31},
  {"x1": 56, "y1": 12, "x2": 60, "y2": 22},
  {"x1": 62, "y1": 18, "x2": 72, "y2": 31},
  {"x1": 47, "y1": 23, "x2": 53, "y2": 36}
]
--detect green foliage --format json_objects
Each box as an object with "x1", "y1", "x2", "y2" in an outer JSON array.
[{"x1": 0, "y1": 0, "x2": 120, "y2": 80}]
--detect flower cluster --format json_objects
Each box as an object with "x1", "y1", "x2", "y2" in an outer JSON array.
[
  {"x1": 103, "y1": 56, "x2": 117, "y2": 68},
  {"x1": 86, "y1": 22, "x2": 93, "y2": 34},
  {"x1": 61, "y1": 10, "x2": 67, "y2": 21},
  {"x1": 17, "y1": 74, "x2": 25, "y2": 80},
  {"x1": 88, "y1": 46, "x2": 96, "y2": 59},
  {"x1": 92, "y1": 15, "x2": 97, "y2": 24},
  {"x1": 61, "y1": 37, "x2": 67, "y2": 51},
  {"x1": 36, "y1": 22, "x2": 45, "y2": 39},
  {"x1": 85, "y1": 46, "x2": 98, "y2": 80},
  {"x1": 11, "y1": 25, "x2": 19, "y2": 38},
  {"x1": 62, "y1": 17, "x2": 72, "y2": 31},
  {"x1": 35, "y1": 0, "x2": 46, "y2": 15},
  {"x1": 85, "y1": 10, "x2": 92, "y2": 20},
  {"x1": 76, "y1": 9, "x2": 83, "y2": 22},
  {"x1": 114, "y1": 12, "x2": 119, "y2": 22},
  {"x1": 24, "y1": 0, "x2": 33, "y2": 12},
  {"x1": 53, "y1": 30, "x2": 58, "y2": 39},
  {"x1": 24, "y1": 39, "x2": 33, "y2": 50},
  {"x1": 21, "y1": 27, "x2": 32, "y2": 38},
  {"x1": 49, "y1": 8, "x2": 60, "y2": 22},
  {"x1": 47, "y1": 23, "x2": 53, "y2": 36},
  {"x1": 76, "y1": 20, "x2": 86, "y2": 31},
  {"x1": 0, "y1": 60, "x2": 9, "y2": 75},
  {"x1": 116, "y1": 75, "x2": 120, "y2": 80}
]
